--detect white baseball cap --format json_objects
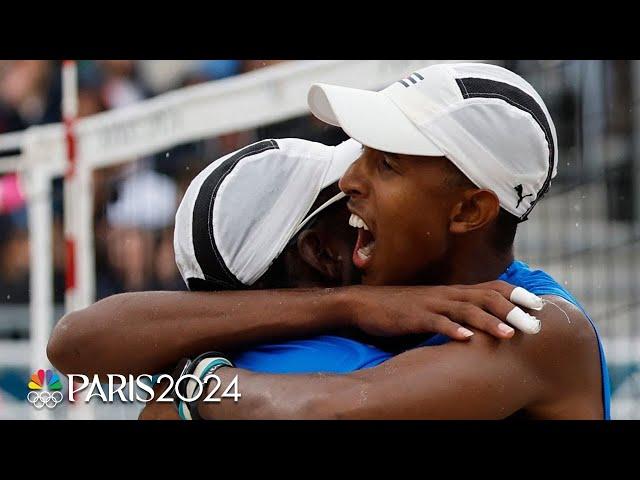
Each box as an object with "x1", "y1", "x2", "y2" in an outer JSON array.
[
  {"x1": 308, "y1": 62, "x2": 558, "y2": 220},
  {"x1": 174, "y1": 137, "x2": 362, "y2": 290}
]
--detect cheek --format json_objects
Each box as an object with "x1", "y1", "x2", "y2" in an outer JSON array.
[
  {"x1": 393, "y1": 222, "x2": 444, "y2": 264},
  {"x1": 379, "y1": 193, "x2": 449, "y2": 259}
]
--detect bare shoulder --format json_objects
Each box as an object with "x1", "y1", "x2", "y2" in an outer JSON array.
[
  {"x1": 460, "y1": 294, "x2": 604, "y2": 418},
  {"x1": 522, "y1": 295, "x2": 603, "y2": 417},
  {"x1": 531, "y1": 295, "x2": 600, "y2": 366}
]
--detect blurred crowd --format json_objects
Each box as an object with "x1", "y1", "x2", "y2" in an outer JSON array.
[{"x1": 0, "y1": 60, "x2": 348, "y2": 305}]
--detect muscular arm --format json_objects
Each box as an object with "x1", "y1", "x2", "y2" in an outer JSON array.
[
  {"x1": 199, "y1": 296, "x2": 604, "y2": 420},
  {"x1": 47, "y1": 282, "x2": 533, "y2": 383},
  {"x1": 47, "y1": 288, "x2": 349, "y2": 378}
]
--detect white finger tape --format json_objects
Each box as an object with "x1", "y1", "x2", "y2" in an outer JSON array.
[
  {"x1": 510, "y1": 287, "x2": 544, "y2": 311},
  {"x1": 506, "y1": 306, "x2": 542, "y2": 335}
]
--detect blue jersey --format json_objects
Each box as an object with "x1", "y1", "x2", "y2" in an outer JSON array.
[
  {"x1": 232, "y1": 335, "x2": 392, "y2": 374},
  {"x1": 231, "y1": 260, "x2": 611, "y2": 418}
]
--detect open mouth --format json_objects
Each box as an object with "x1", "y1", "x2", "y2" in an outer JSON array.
[{"x1": 349, "y1": 213, "x2": 375, "y2": 269}]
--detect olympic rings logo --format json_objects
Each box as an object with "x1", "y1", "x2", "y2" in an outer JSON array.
[{"x1": 27, "y1": 390, "x2": 64, "y2": 409}]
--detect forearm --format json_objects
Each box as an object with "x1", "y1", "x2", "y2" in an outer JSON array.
[
  {"x1": 47, "y1": 288, "x2": 351, "y2": 378},
  {"x1": 199, "y1": 335, "x2": 538, "y2": 420},
  {"x1": 198, "y1": 366, "x2": 366, "y2": 420}
]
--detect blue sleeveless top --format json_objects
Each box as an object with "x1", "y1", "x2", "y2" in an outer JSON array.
[{"x1": 232, "y1": 260, "x2": 611, "y2": 419}]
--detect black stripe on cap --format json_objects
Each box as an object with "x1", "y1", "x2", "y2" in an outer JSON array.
[
  {"x1": 455, "y1": 77, "x2": 555, "y2": 221},
  {"x1": 0, "y1": 148, "x2": 20, "y2": 158},
  {"x1": 190, "y1": 139, "x2": 279, "y2": 290}
]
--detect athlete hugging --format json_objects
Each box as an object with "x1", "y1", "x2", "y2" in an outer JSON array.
[{"x1": 47, "y1": 63, "x2": 610, "y2": 420}]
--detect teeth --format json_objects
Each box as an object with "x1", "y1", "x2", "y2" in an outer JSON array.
[
  {"x1": 357, "y1": 241, "x2": 375, "y2": 260},
  {"x1": 348, "y1": 213, "x2": 369, "y2": 231},
  {"x1": 360, "y1": 242, "x2": 374, "y2": 255}
]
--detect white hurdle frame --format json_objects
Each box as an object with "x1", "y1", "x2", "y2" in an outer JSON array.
[{"x1": 1, "y1": 60, "x2": 472, "y2": 419}]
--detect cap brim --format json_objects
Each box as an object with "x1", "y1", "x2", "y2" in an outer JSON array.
[
  {"x1": 322, "y1": 138, "x2": 362, "y2": 189},
  {"x1": 308, "y1": 83, "x2": 444, "y2": 157}
]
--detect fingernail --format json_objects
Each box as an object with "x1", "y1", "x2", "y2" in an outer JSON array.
[
  {"x1": 457, "y1": 327, "x2": 474, "y2": 338},
  {"x1": 506, "y1": 307, "x2": 541, "y2": 335},
  {"x1": 498, "y1": 323, "x2": 515, "y2": 335},
  {"x1": 510, "y1": 287, "x2": 544, "y2": 311}
]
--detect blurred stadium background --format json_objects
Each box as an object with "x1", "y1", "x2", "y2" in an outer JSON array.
[{"x1": 0, "y1": 60, "x2": 638, "y2": 419}]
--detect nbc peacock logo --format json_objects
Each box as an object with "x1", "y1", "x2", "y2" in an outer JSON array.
[{"x1": 27, "y1": 369, "x2": 64, "y2": 409}]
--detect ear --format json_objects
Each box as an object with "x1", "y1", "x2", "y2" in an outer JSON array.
[
  {"x1": 296, "y1": 229, "x2": 342, "y2": 281},
  {"x1": 449, "y1": 189, "x2": 501, "y2": 234}
]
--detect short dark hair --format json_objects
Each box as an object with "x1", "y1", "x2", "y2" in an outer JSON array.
[
  {"x1": 492, "y1": 208, "x2": 519, "y2": 252},
  {"x1": 252, "y1": 250, "x2": 290, "y2": 289},
  {"x1": 442, "y1": 158, "x2": 476, "y2": 190}
]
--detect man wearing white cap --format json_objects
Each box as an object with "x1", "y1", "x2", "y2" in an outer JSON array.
[
  {"x1": 51, "y1": 63, "x2": 609, "y2": 419},
  {"x1": 49, "y1": 137, "x2": 540, "y2": 419},
  {"x1": 188, "y1": 63, "x2": 609, "y2": 419},
  {"x1": 49, "y1": 139, "x2": 537, "y2": 366}
]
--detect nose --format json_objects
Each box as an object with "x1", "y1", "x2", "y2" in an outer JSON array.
[{"x1": 339, "y1": 153, "x2": 369, "y2": 199}]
